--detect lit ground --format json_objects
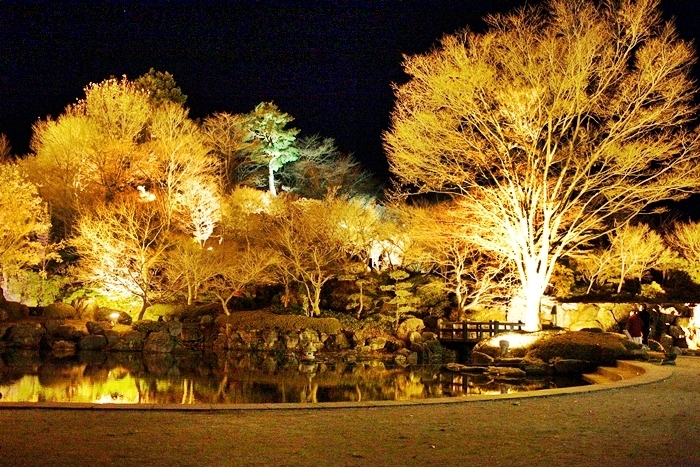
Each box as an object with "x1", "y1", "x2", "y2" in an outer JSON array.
[{"x1": 1, "y1": 358, "x2": 699, "y2": 467}]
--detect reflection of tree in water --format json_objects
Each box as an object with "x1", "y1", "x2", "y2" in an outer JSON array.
[{"x1": 0, "y1": 350, "x2": 586, "y2": 404}]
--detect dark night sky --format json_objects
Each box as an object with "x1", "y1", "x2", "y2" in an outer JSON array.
[{"x1": 1, "y1": 0, "x2": 699, "y2": 178}]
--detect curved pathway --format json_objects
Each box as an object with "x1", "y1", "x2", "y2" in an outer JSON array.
[{"x1": 0, "y1": 358, "x2": 698, "y2": 466}]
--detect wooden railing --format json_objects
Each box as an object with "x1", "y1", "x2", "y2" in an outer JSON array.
[{"x1": 437, "y1": 319, "x2": 524, "y2": 343}]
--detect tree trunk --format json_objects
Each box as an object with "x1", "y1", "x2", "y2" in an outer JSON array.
[{"x1": 268, "y1": 164, "x2": 277, "y2": 197}]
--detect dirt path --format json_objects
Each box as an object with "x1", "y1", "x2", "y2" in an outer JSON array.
[{"x1": 1, "y1": 358, "x2": 699, "y2": 467}]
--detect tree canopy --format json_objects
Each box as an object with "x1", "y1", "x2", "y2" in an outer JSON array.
[{"x1": 385, "y1": 0, "x2": 700, "y2": 330}]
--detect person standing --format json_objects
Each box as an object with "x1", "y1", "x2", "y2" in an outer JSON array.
[
  {"x1": 637, "y1": 303, "x2": 651, "y2": 346},
  {"x1": 626, "y1": 310, "x2": 643, "y2": 345}
]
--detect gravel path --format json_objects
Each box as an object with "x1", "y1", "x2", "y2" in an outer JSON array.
[{"x1": 1, "y1": 358, "x2": 699, "y2": 467}]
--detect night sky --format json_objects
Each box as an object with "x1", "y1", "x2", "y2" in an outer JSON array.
[{"x1": 1, "y1": 1, "x2": 699, "y2": 178}]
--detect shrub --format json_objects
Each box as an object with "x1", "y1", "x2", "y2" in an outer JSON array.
[
  {"x1": 526, "y1": 331, "x2": 633, "y2": 365},
  {"x1": 215, "y1": 311, "x2": 341, "y2": 335}
]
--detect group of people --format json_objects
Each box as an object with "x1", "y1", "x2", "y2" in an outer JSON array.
[{"x1": 626, "y1": 303, "x2": 651, "y2": 346}]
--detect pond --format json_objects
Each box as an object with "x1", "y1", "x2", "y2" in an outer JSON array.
[{"x1": 0, "y1": 350, "x2": 588, "y2": 405}]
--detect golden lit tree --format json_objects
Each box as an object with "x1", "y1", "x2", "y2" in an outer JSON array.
[
  {"x1": 666, "y1": 221, "x2": 700, "y2": 284},
  {"x1": 72, "y1": 193, "x2": 172, "y2": 319},
  {"x1": 24, "y1": 77, "x2": 153, "y2": 237},
  {"x1": 607, "y1": 223, "x2": 669, "y2": 293},
  {"x1": 385, "y1": 0, "x2": 700, "y2": 330},
  {"x1": 265, "y1": 197, "x2": 349, "y2": 316},
  {"x1": 0, "y1": 164, "x2": 55, "y2": 292},
  {"x1": 399, "y1": 202, "x2": 515, "y2": 318}
]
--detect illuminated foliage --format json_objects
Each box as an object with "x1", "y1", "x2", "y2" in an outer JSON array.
[
  {"x1": 385, "y1": 0, "x2": 700, "y2": 330},
  {"x1": 0, "y1": 164, "x2": 55, "y2": 291}
]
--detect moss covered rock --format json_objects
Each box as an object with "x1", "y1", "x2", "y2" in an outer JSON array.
[{"x1": 43, "y1": 302, "x2": 77, "y2": 319}]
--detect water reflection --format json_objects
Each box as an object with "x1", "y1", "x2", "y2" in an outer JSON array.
[{"x1": 0, "y1": 350, "x2": 586, "y2": 405}]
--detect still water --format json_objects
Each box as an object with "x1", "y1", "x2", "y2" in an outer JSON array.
[{"x1": 0, "y1": 350, "x2": 587, "y2": 405}]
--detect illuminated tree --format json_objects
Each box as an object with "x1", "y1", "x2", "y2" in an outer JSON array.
[
  {"x1": 244, "y1": 102, "x2": 299, "y2": 197},
  {"x1": 265, "y1": 197, "x2": 348, "y2": 316},
  {"x1": 279, "y1": 135, "x2": 374, "y2": 199},
  {"x1": 25, "y1": 77, "x2": 153, "y2": 237},
  {"x1": 385, "y1": 0, "x2": 700, "y2": 330},
  {"x1": 666, "y1": 221, "x2": 700, "y2": 284},
  {"x1": 202, "y1": 112, "x2": 258, "y2": 191},
  {"x1": 0, "y1": 164, "x2": 55, "y2": 292},
  {"x1": 607, "y1": 223, "x2": 669, "y2": 293},
  {"x1": 134, "y1": 68, "x2": 187, "y2": 106},
  {"x1": 399, "y1": 202, "x2": 515, "y2": 318},
  {"x1": 72, "y1": 193, "x2": 171, "y2": 319}
]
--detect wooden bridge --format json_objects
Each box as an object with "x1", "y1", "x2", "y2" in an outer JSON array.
[{"x1": 437, "y1": 319, "x2": 525, "y2": 343}]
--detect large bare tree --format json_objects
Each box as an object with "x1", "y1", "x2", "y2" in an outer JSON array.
[{"x1": 385, "y1": 0, "x2": 700, "y2": 330}]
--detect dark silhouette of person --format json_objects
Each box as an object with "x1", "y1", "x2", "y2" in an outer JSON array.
[{"x1": 637, "y1": 303, "x2": 651, "y2": 346}]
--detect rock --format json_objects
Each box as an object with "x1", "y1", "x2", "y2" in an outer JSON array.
[
  {"x1": 180, "y1": 324, "x2": 203, "y2": 342},
  {"x1": 79, "y1": 334, "x2": 108, "y2": 351},
  {"x1": 143, "y1": 331, "x2": 176, "y2": 353},
  {"x1": 445, "y1": 362, "x2": 469, "y2": 372},
  {"x1": 50, "y1": 324, "x2": 87, "y2": 342},
  {"x1": 261, "y1": 328, "x2": 278, "y2": 350},
  {"x1": 351, "y1": 331, "x2": 366, "y2": 347},
  {"x1": 471, "y1": 351, "x2": 494, "y2": 365},
  {"x1": 660, "y1": 334, "x2": 674, "y2": 351},
  {"x1": 165, "y1": 321, "x2": 183, "y2": 338},
  {"x1": 668, "y1": 325, "x2": 685, "y2": 339},
  {"x1": 43, "y1": 302, "x2": 77, "y2": 319},
  {"x1": 282, "y1": 331, "x2": 300, "y2": 350},
  {"x1": 132, "y1": 320, "x2": 162, "y2": 334},
  {"x1": 86, "y1": 321, "x2": 107, "y2": 335},
  {"x1": 396, "y1": 317, "x2": 425, "y2": 341},
  {"x1": 421, "y1": 331, "x2": 438, "y2": 342},
  {"x1": 487, "y1": 366, "x2": 527, "y2": 378},
  {"x1": 104, "y1": 330, "x2": 120, "y2": 346},
  {"x1": 406, "y1": 352, "x2": 419, "y2": 365},
  {"x1": 110, "y1": 331, "x2": 145, "y2": 351},
  {"x1": 326, "y1": 332, "x2": 351, "y2": 350},
  {"x1": 6, "y1": 323, "x2": 45, "y2": 348},
  {"x1": 1, "y1": 301, "x2": 29, "y2": 319},
  {"x1": 521, "y1": 358, "x2": 552, "y2": 376},
  {"x1": 200, "y1": 315, "x2": 214, "y2": 325},
  {"x1": 553, "y1": 359, "x2": 594, "y2": 376},
  {"x1": 369, "y1": 337, "x2": 387, "y2": 351},
  {"x1": 670, "y1": 346, "x2": 683, "y2": 356},
  {"x1": 0, "y1": 309, "x2": 9, "y2": 321}
]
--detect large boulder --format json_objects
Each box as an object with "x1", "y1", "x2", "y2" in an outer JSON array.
[
  {"x1": 43, "y1": 302, "x2": 77, "y2": 319},
  {"x1": 47, "y1": 322, "x2": 88, "y2": 342},
  {"x1": 6, "y1": 323, "x2": 45, "y2": 348},
  {"x1": 110, "y1": 331, "x2": 145, "y2": 351},
  {"x1": 143, "y1": 330, "x2": 176, "y2": 353},
  {"x1": 0, "y1": 301, "x2": 29, "y2": 319},
  {"x1": 397, "y1": 318, "x2": 425, "y2": 341},
  {"x1": 553, "y1": 358, "x2": 596, "y2": 376}
]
